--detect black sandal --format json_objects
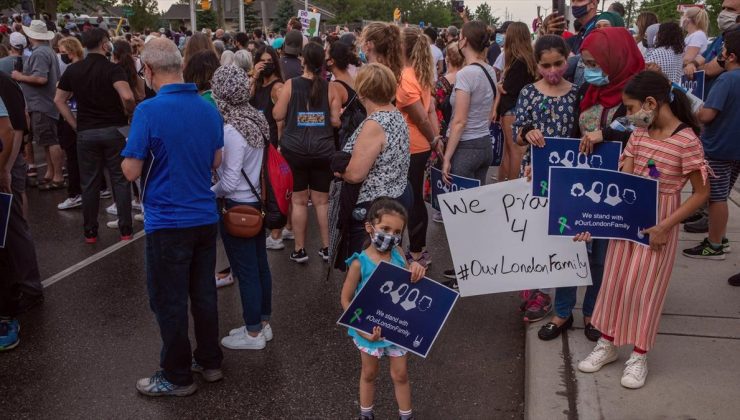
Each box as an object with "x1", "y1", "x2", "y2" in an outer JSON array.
[
  {"x1": 584, "y1": 323, "x2": 601, "y2": 342},
  {"x1": 537, "y1": 315, "x2": 573, "y2": 341}
]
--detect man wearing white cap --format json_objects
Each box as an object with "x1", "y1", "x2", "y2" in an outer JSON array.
[
  {"x1": 0, "y1": 32, "x2": 26, "y2": 76},
  {"x1": 12, "y1": 20, "x2": 63, "y2": 190}
]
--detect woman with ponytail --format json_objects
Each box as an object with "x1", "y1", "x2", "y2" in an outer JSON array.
[
  {"x1": 360, "y1": 22, "x2": 404, "y2": 83},
  {"x1": 495, "y1": 21, "x2": 538, "y2": 181},
  {"x1": 575, "y1": 70, "x2": 708, "y2": 390},
  {"x1": 113, "y1": 40, "x2": 146, "y2": 103},
  {"x1": 274, "y1": 42, "x2": 342, "y2": 264},
  {"x1": 397, "y1": 26, "x2": 440, "y2": 268}
]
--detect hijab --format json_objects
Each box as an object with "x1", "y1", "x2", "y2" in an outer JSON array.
[
  {"x1": 596, "y1": 11, "x2": 625, "y2": 28},
  {"x1": 212, "y1": 65, "x2": 269, "y2": 149},
  {"x1": 580, "y1": 27, "x2": 645, "y2": 112}
]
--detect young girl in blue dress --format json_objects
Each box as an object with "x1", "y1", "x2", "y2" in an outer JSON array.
[{"x1": 340, "y1": 197, "x2": 426, "y2": 420}]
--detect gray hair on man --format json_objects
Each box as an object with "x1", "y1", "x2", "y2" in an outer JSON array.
[
  {"x1": 141, "y1": 38, "x2": 183, "y2": 74},
  {"x1": 233, "y1": 49, "x2": 253, "y2": 72},
  {"x1": 213, "y1": 39, "x2": 225, "y2": 56}
]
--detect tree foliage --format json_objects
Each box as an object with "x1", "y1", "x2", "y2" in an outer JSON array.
[
  {"x1": 243, "y1": 0, "x2": 262, "y2": 32},
  {"x1": 121, "y1": 0, "x2": 161, "y2": 32},
  {"x1": 322, "y1": 0, "x2": 501, "y2": 29},
  {"x1": 474, "y1": 2, "x2": 499, "y2": 27},
  {"x1": 639, "y1": 0, "x2": 724, "y2": 36},
  {"x1": 273, "y1": 0, "x2": 296, "y2": 33},
  {"x1": 197, "y1": 8, "x2": 217, "y2": 30}
]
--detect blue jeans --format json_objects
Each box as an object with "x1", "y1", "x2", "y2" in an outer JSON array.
[
  {"x1": 219, "y1": 200, "x2": 272, "y2": 333},
  {"x1": 554, "y1": 239, "x2": 608, "y2": 319},
  {"x1": 145, "y1": 223, "x2": 222, "y2": 386}
]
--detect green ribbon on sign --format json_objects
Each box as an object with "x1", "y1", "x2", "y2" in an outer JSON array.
[{"x1": 350, "y1": 308, "x2": 362, "y2": 324}]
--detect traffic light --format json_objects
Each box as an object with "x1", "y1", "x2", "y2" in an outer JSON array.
[{"x1": 201, "y1": 0, "x2": 210, "y2": 10}]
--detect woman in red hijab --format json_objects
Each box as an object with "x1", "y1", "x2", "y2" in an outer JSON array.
[{"x1": 577, "y1": 27, "x2": 645, "y2": 152}]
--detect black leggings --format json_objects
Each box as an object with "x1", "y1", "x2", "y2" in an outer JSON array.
[{"x1": 408, "y1": 151, "x2": 431, "y2": 253}]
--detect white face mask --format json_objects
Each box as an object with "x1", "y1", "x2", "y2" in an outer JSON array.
[{"x1": 718, "y1": 10, "x2": 739, "y2": 32}]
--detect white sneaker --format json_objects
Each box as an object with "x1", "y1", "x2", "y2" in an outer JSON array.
[
  {"x1": 577, "y1": 338, "x2": 618, "y2": 373},
  {"x1": 281, "y1": 228, "x2": 295, "y2": 240},
  {"x1": 229, "y1": 324, "x2": 273, "y2": 342},
  {"x1": 221, "y1": 331, "x2": 266, "y2": 350},
  {"x1": 215, "y1": 273, "x2": 234, "y2": 288},
  {"x1": 262, "y1": 324, "x2": 273, "y2": 341},
  {"x1": 57, "y1": 195, "x2": 82, "y2": 210},
  {"x1": 621, "y1": 352, "x2": 648, "y2": 389},
  {"x1": 106, "y1": 203, "x2": 117, "y2": 215},
  {"x1": 106, "y1": 219, "x2": 119, "y2": 229},
  {"x1": 266, "y1": 236, "x2": 285, "y2": 250},
  {"x1": 132, "y1": 200, "x2": 142, "y2": 211},
  {"x1": 134, "y1": 213, "x2": 144, "y2": 222}
]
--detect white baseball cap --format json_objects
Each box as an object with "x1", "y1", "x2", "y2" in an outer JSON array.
[{"x1": 9, "y1": 32, "x2": 27, "y2": 49}]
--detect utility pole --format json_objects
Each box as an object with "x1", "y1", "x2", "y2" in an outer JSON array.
[
  {"x1": 260, "y1": 0, "x2": 269, "y2": 32},
  {"x1": 239, "y1": 0, "x2": 245, "y2": 32},
  {"x1": 190, "y1": 0, "x2": 197, "y2": 31}
]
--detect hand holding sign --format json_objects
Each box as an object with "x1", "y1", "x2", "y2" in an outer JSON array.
[{"x1": 338, "y1": 262, "x2": 459, "y2": 358}]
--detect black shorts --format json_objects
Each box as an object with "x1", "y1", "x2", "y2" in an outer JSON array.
[{"x1": 281, "y1": 148, "x2": 332, "y2": 193}]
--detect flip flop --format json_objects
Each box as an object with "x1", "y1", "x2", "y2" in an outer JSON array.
[{"x1": 38, "y1": 180, "x2": 67, "y2": 191}]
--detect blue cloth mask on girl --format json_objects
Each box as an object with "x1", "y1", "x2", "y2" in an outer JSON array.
[
  {"x1": 584, "y1": 67, "x2": 609, "y2": 86},
  {"x1": 495, "y1": 33, "x2": 505, "y2": 46}
]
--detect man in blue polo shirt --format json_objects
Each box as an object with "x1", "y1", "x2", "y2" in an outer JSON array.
[{"x1": 121, "y1": 38, "x2": 224, "y2": 397}]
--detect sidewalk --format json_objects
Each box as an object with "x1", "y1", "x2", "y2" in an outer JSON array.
[{"x1": 524, "y1": 188, "x2": 740, "y2": 420}]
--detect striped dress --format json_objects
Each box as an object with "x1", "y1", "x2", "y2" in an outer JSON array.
[{"x1": 591, "y1": 126, "x2": 707, "y2": 351}]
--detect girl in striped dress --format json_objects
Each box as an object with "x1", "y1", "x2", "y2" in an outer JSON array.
[{"x1": 575, "y1": 71, "x2": 709, "y2": 389}]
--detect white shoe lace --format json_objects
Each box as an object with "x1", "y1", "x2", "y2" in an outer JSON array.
[
  {"x1": 623, "y1": 354, "x2": 647, "y2": 379},
  {"x1": 586, "y1": 340, "x2": 612, "y2": 365}
]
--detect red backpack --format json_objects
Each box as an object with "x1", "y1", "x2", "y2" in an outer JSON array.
[{"x1": 263, "y1": 144, "x2": 292, "y2": 229}]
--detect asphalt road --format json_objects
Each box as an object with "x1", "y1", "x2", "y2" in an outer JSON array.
[{"x1": 2, "y1": 180, "x2": 525, "y2": 419}]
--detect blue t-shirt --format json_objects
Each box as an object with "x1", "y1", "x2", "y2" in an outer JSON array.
[
  {"x1": 121, "y1": 83, "x2": 224, "y2": 233},
  {"x1": 701, "y1": 69, "x2": 740, "y2": 160},
  {"x1": 701, "y1": 35, "x2": 724, "y2": 95},
  {"x1": 345, "y1": 249, "x2": 407, "y2": 349}
]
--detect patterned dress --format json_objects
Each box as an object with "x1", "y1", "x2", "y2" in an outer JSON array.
[
  {"x1": 342, "y1": 110, "x2": 410, "y2": 204},
  {"x1": 514, "y1": 83, "x2": 579, "y2": 169},
  {"x1": 591, "y1": 126, "x2": 707, "y2": 351}
]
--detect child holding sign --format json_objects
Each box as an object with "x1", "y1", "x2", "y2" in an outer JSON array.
[
  {"x1": 340, "y1": 198, "x2": 426, "y2": 420},
  {"x1": 576, "y1": 71, "x2": 709, "y2": 389}
]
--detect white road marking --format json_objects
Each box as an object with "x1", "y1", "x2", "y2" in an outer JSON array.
[{"x1": 41, "y1": 230, "x2": 146, "y2": 288}]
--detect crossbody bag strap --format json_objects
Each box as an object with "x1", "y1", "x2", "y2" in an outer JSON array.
[
  {"x1": 240, "y1": 168, "x2": 263, "y2": 206},
  {"x1": 470, "y1": 62, "x2": 496, "y2": 95}
]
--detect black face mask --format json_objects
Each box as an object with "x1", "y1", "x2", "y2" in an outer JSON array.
[
  {"x1": 717, "y1": 55, "x2": 727, "y2": 69},
  {"x1": 60, "y1": 53, "x2": 71, "y2": 64},
  {"x1": 262, "y1": 62, "x2": 275, "y2": 78}
]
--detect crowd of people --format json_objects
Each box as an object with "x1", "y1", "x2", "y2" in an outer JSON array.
[{"x1": 0, "y1": 0, "x2": 739, "y2": 418}]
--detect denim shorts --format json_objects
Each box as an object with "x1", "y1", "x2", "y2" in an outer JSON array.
[{"x1": 353, "y1": 338, "x2": 407, "y2": 358}]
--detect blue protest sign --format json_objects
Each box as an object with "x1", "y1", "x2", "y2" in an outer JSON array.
[
  {"x1": 0, "y1": 192, "x2": 12, "y2": 248},
  {"x1": 681, "y1": 70, "x2": 705, "y2": 101},
  {"x1": 548, "y1": 167, "x2": 658, "y2": 245},
  {"x1": 337, "y1": 261, "x2": 459, "y2": 358},
  {"x1": 430, "y1": 167, "x2": 481, "y2": 211},
  {"x1": 531, "y1": 137, "x2": 623, "y2": 197}
]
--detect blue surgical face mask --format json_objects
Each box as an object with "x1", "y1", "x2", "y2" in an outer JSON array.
[
  {"x1": 584, "y1": 66, "x2": 609, "y2": 86},
  {"x1": 495, "y1": 33, "x2": 505, "y2": 46},
  {"x1": 359, "y1": 51, "x2": 367, "y2": 63},
  {"x1": 572, "y1": 4, "x2": 590, "y2": 19}
]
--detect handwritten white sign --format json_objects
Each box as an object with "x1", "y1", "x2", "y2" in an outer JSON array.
[
  {"x1": 439, "y1": 179, "x2": 592, "y2": 297},
  {"x1": 298, "y1": 10, "x2": 321, "y2": 38}
]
